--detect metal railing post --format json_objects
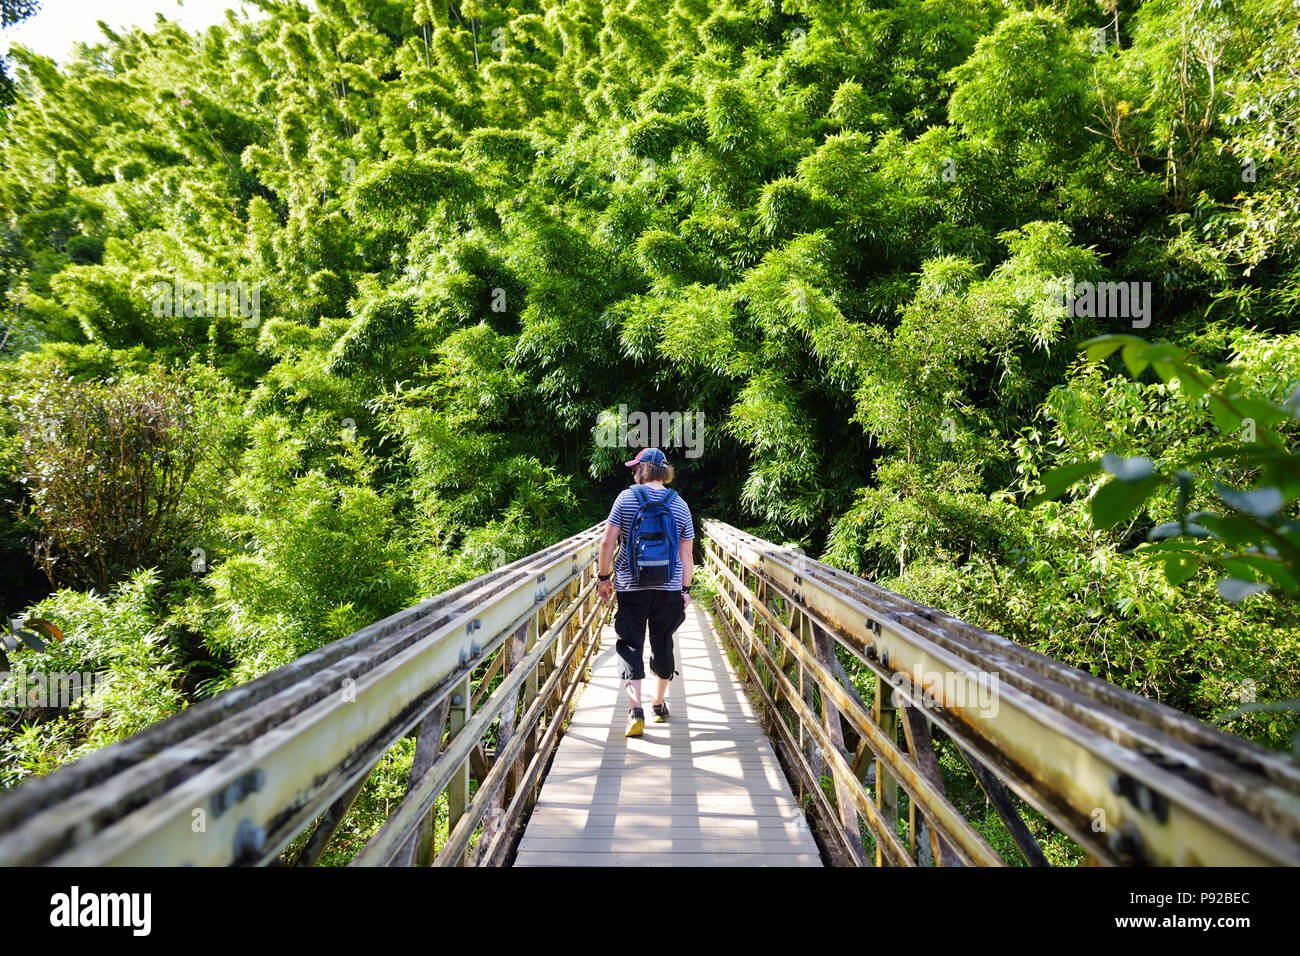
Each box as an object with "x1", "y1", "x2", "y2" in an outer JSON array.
[{"x1": 445, "y1": 675, "x2": 472, "y2": 866}]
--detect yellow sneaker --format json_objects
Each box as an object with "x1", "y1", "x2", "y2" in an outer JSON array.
[{"x1": 625, "y1": 708, "x2": 645, "y2": 737}]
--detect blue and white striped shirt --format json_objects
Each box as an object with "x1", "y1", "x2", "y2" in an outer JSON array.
[{"x1": 607, "y1": 485, "x2": 695, "y2": 591}]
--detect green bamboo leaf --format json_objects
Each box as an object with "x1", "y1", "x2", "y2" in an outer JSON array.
[
  {"x1": 1164, "y1": 554, "x2": 1200, "y2": 586},
  {"x1": 1232, "y1": 397, "x2": 1290, "y2": 429},
  {"x1": 1208, "y1": 394, "x2": 1243, "y2": 434},
  {"x1": 1121, "y1": 341, "x2": 1149, "y2": 378},
  {"x1": 1151, "y1": 359, "x2": 1177, "y2": 384},
  {"x1": 1031, "y1": 459, "x2": 1101, "y2": 504},
  {"x1": 1081, "y1": 335, "x2": 1126, "y2": 363},
  {"x1": 1171, "y1": 363, "x2": 1208, "y2": 399},
  {"x1": 1090, "y1": 475, "x2": 1162, "y2": 528}
]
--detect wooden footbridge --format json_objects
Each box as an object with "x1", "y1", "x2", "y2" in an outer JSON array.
[{"x1": 2, "y1": 521, "x2": 1299, "y2": 866}]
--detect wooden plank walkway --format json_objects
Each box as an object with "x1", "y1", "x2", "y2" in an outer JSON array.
[{"x1": 514, "y1": 600, "x2": 823, "y2": 867}]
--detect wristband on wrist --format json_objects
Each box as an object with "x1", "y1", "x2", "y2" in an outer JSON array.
[{"x1": 598, "y1": 573, "x2": 611, "y2": 581}]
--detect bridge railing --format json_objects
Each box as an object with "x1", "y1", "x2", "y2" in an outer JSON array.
[
  {"x1": 702, "y1": 520, "x2": 1300, "y2": 866},
  {"x1": 0, "y1": 525, "x2": 611, "y2": 866},
  {"x1": 8, "y1": 517, "x2": 1300, "y2": 867}
]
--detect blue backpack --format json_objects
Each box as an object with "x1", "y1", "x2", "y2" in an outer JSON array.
[{"x1": 625, "y1": 486, "x2": 680, "y2": 586}]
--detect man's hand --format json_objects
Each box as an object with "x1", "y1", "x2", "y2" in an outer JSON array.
[
  {"x1": 599, "y1": 579, "x2": 614, "y2": 603},
  {"x1": 682, "y1": 590, "x2": 692, "y2": 609}
]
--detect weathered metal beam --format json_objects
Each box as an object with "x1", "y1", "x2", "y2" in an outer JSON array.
[
  {"x1": 0, "y1": 530, "x2": 597, "y2": 833},
  {"x1": 482, "y1": 620, "x2": 528, "y2": 839},
  {"x1": 957, "y1": 743, "x2": 1051, "y2": 868},
  {"x1": 898, "y1": 703, "x2": 962, "y2": 867},
  {"x1": 873, "y1": 672, "x2": 900, "y2": 866},
  {"x1": 469, "y1": 649, "x2": 505, "y2": 711},
  {"x1": 443, "y1": 675, "x2": 473, "y2": 866},
  {"x1": 813, "y1": 623, "x2": 868, "y2": 865},
  {"x1": 293, "y1": 772, "x2": 369, "y2": 868},
  {"x1": 402, "y1": 696, "x2": 452, "y2": 868}
]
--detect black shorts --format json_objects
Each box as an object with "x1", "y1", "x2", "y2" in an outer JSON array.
[{"x1": 612, "y1": 588, "x2": 686, "y2": 681}]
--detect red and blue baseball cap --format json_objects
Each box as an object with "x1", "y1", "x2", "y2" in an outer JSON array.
[{"x1": 624, "y1": 447, "x2": 668, "y2": 468}]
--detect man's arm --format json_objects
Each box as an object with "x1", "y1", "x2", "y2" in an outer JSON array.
[
  {"x1": 598, "y1": 521, "x2": 620, "y2": 602},
  {"x1": 679, "y1": 536, "x2": 694, "y2": 604}
]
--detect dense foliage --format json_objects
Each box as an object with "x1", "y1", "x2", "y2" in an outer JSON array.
[{"x1": 1, "y1": 0, "x2": 1298, "y2": 850}]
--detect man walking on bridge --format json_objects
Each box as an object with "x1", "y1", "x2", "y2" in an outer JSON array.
[{"x1": 597, "y1": 447, "x2": 695, "y2": 738}]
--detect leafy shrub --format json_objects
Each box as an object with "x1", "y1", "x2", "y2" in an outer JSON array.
[
  {"x1": 1, "y1": 569, "x2": 183, "y2": 789},
  {"x1": 8, "y1": 364, "x2": 230, "y2": 591}
]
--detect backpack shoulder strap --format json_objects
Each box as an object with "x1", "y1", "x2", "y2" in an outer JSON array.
[
  {"x1": 661, "y1": 489, "x2": 678, "y2": 508},
  {"x1": 631, "y1": 484, "x2": 648, "y2": 510}
]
